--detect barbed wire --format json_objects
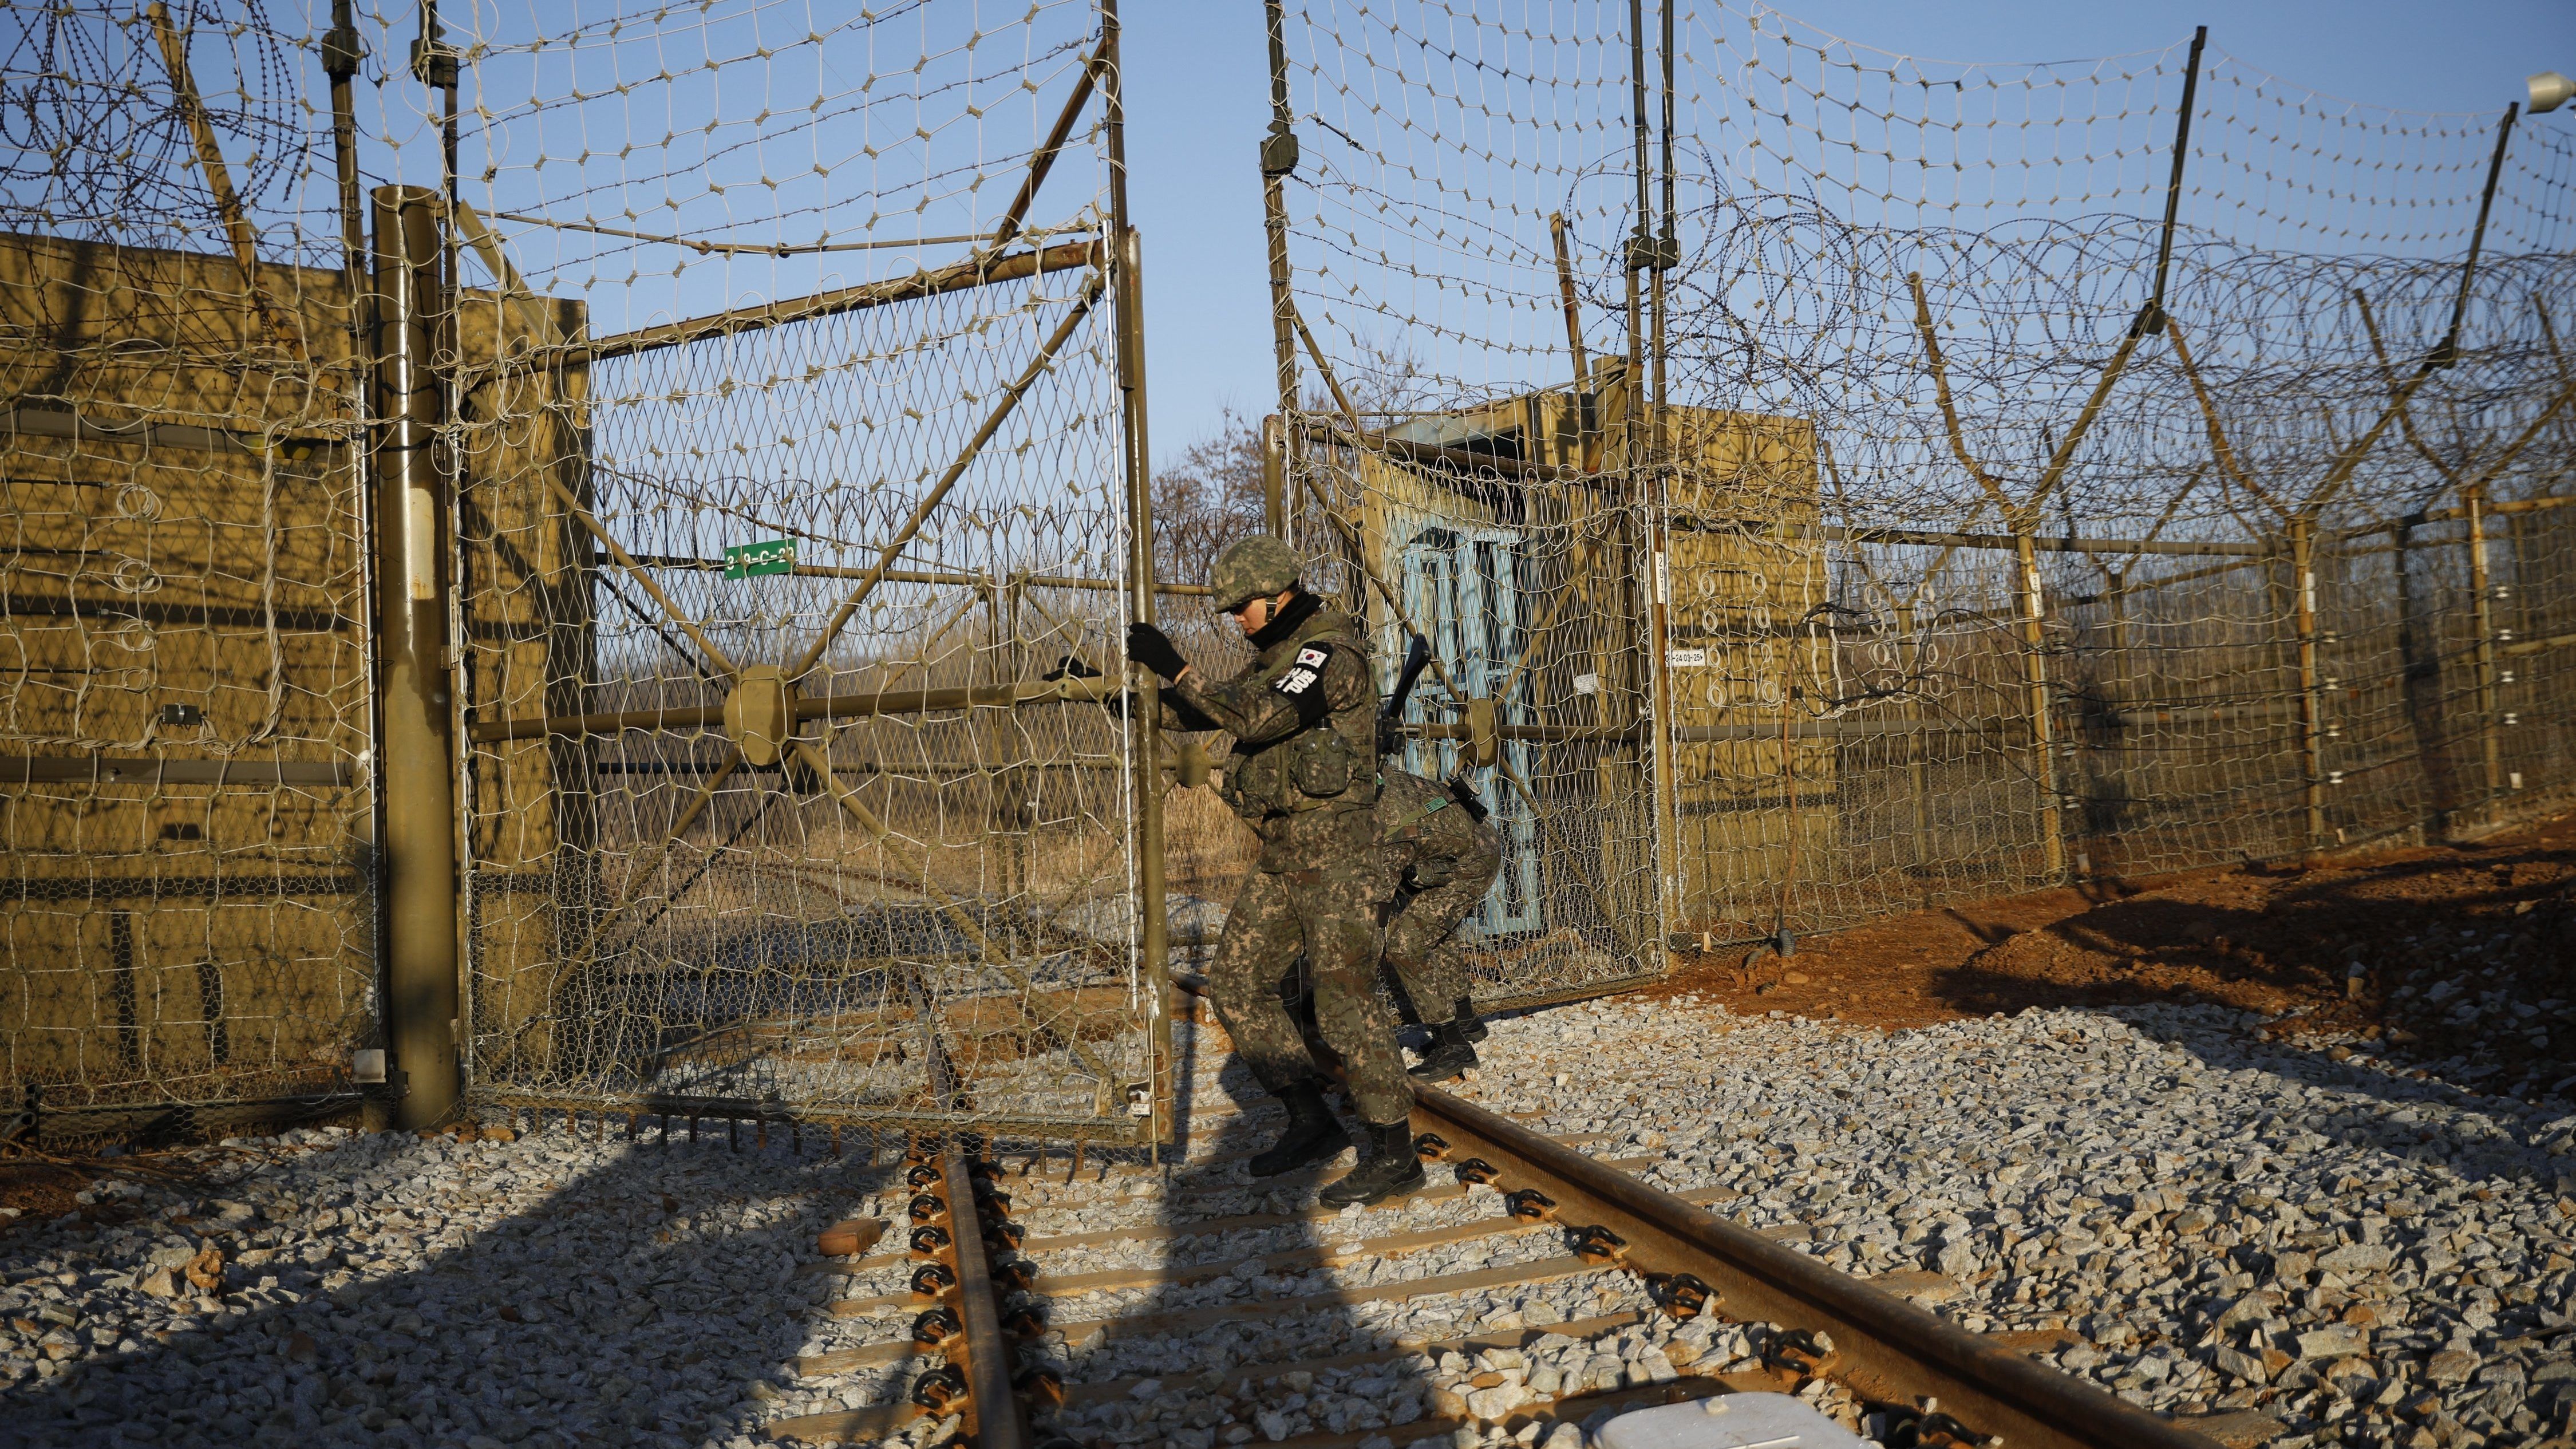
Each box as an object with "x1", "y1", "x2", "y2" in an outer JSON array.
[{"x1": 1279, "y1": 0, "x2": 2573, "y2": 949}]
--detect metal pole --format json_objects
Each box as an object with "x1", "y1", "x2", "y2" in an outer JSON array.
[
  {"x1": 2289, "y1": 517, "x2": 2328, "y2": 856},
  {"x1": 2100, "y1": 571, "x2": 2134, "y2": 879},
  {"x1": 1623, "y1": 0, "x2": 1652, "y2": 422},
  {"x1": 2430, "y1": 104, "x2": 2519, "y2": 369},
  {"x1": 2465, "y1": 486, "x2": 2503, "y2": 799},
  {"x1": 2134, "y1": 26, "x2": 2205, "y2": 336},
  {"x1": 2014, "y1": 534, "x2": 2064, "y2": 881},
  {"x1": 325, "y1": 1, "x2": 367, "y2": 309},
  {"x1": 1259, "y1": 0, "x2": 1302, "y2": 539},
  {"x1": 1261, "y1": 413, "x2": 1287, "y2": 537},
  {"x1": 1100, "y1": 0, "x2": 1171, "y2": 1144},
  {"x1": 1896, "y1": 602, "x2": 1934, "y2": 908},
  {"x1": 1650, "y1": 0, "x2": 1676, "y2": 418},
  {"x1": 416, "y1": 0, "x2": 473, "y2": 1107},
  {"x1": 1626, "y1": 0, "x2": 1677, "y2": 957},
  {"x1": 372, "y1": 185, "x2": 460, "y2": 1130},
  {"x1": 416, "y1": 0, "x2": 461, "y2": 293},
  {"x1": 324, "y1": 1, "x2": 386, "y2": 1128}
]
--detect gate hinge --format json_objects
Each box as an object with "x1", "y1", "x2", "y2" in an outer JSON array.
[
  {"x1": 1260, "y1": 122, "x2": 1300, "y2": 178},
  {"x1": 1626, "y1": 224, "x2": 1679, "y2": 273},
  {"x1": 322, "y1": 25, "x2": 366, "y2": 81},
  {"x1": 410, "y1": 37, "x2": 459, "y2": 88}
]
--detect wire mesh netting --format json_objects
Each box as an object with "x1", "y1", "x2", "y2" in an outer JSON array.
[
  {"x1": 449, "y1": 1, "x2": 1161, "y2": 1136},
  {"x1": 0, "y1": 2, "x2": 378, "y2": 1128},
  {"x1": 5, "y1": 0, "x2": 2573, "y2": 1138},
  {"x1": 1271, "y1": 0, "x2": 2576, "y2": 951},
  {"x1": 1265, "y1": 1, "x2": 1673, "y2": 1008}
]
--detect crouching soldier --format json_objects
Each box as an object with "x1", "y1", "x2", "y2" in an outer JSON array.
[
  {"x1": 1123, "y1": 536, "x2": 1424, "y2": 1207},
  {"x1": 1375, "y1": 768, "x2": 1502, "y2": 1082}
]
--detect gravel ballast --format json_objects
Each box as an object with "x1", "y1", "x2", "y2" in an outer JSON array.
[
  {"x1": 0, "y1": 1122, "x2": 883, "y2": 1448},
  {"x1": 9, "y1": 993, "x2": 2572, "y2": 1448},
  {"x1": 1453, "y1": 995, "x2": 2576, "y2": 1448}
]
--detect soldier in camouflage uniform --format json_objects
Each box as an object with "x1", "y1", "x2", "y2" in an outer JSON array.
[
  {"x1": 1374, "y1": 767, "x2": 1503, "y2": 1083},
  {"x1": 1124, "y1": 536, "x2": 1424, "y2": 1207}
]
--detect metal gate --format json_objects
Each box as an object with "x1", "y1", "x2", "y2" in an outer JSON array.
[{"x1": 447, "y1": 1, "x2": 1169, "y2": 1140}]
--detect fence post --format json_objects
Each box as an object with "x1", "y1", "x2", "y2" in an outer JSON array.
[
  {"x1": 2288, "y1": 516, "x2": 2329, "y2": 856},
  {"x1": 1261, "y1": 413, "x2": 1287, "y2": 538},
  {"x1": 370, "y1": 184, "x2": 460, "y2": 1129},
  {"x1": 2013, "y1": 533, "x2": 2065, "y2": 881},
  {"x1": 989, "y1": 579, "x2": 1030, "y2": 937},
  {"x1": 1259, "y1": 0, "x2": 1301, "y2": 540},
  {"x1": 1895, "y1": 601, "x2": 1935, "y2": 907},
  {"x1": 1625, "y1": 0, "x2": 1680, "y2": 953},
  {"x1": 2465, "y1": 485, "x2": 2504, "y2": 800},
  {"x1": 1101, "y1": 0, "x2": 1170, "y2": 1145},
  {"x1": 2090, "y1": 570, "x2": 2135, "y2": 879}
]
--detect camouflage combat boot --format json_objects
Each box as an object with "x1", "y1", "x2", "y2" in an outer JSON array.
[
  {"x1": 1318, "y1": 1119, "x2": 1425, "y2": 1207},
  {"x1": 1406, "y1": 1020, "x2": 1479, "y2": 1083},
  {"x1": 1249, "y1": 1082, "x2": 1352, "y2": 1178}
]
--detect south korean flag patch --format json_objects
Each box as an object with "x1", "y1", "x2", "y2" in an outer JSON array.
[{"x1": 1270, "y1": 643, "x2": 1335, "y2": 721}]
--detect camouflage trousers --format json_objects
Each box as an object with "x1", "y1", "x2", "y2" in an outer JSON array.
[
  {"x1": 1206, "y1": 860, "x2": 1414, "y2": 1125},
  {"x1": 1382, "y1": 827, "x2": 1503, "y2": 1027}
]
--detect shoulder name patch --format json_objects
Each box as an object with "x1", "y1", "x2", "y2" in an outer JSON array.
[{"x1": 1271, "y1": 642, "x2": 1334, "y2": 697}]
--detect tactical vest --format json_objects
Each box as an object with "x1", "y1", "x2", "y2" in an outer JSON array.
[{"x1": 1215, "y1": 610, "x2": 1381, "y2": 822}]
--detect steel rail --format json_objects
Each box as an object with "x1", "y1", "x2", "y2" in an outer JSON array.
[
  {"x1": 1407, "y1": 1083, "x2": 2226, "y2": 1449},
  {"x1": 463, "y1": 1088, "x2": 1158, "y2": 1143},
  {"x1": 935, "y1": 1140, "x2": 1032, "y2": 1449}
]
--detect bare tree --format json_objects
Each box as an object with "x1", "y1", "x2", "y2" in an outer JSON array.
[{"x1": 1151, "y1": 408, "x2": 1269, "y2": 591}]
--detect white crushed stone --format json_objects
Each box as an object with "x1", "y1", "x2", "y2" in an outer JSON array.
[
  {"x1": 18, "y1": 993, "x2": 2569, "y2": 1449},
  {"x1": 0, "y1": 1120, "x2": 880, "y2": 1448},
  {"x1": 1451, "y1": 994, "x2": 2576, "y2": 1447}
]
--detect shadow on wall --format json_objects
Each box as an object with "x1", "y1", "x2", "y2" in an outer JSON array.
[{"x1": 0, "y1": 1121, "x2": 897, "y2": 1449}]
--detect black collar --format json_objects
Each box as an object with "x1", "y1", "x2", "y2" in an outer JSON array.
[{"x1": 1247, "y1": 589, "x2": 1326, "y2": 652}]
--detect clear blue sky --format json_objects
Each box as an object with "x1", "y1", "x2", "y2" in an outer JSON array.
[{"x1": 1118, "y1": 0, "x2": 2575, "y2": 462}]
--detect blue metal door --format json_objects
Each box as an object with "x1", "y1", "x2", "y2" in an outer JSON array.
[{"x1": 1391, "y1": 525, "x2": 1543, "y2": 937}]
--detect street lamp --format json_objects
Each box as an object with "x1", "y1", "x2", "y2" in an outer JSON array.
[{"x1": 2532, "y1": 71, "x2": 2574, "y2": 114}]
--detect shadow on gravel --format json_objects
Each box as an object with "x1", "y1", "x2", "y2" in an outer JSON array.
[
  {"x1": 1, "y1": 1123, "x2": 896, "y2": 1449},
  {"x1": 1930, "y1": 846, "x2": 2571, "y2": 1021},
  {"x1": 1037, "y1": 1014, "x2": 1440, "y2": 1448}
]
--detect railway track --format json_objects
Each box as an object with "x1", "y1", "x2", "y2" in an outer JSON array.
[{"x1": 767, "y1": 1026, "x2": 2246, "y2": 1449}]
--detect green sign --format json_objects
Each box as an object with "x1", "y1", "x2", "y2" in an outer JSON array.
[{"x1": 723, "y1": 538, "x2": 797, "y2": 579}]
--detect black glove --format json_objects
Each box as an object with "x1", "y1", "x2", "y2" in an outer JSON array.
[{"x1": 1124, "y1": 622, "x2": 1188, "y2": 682}]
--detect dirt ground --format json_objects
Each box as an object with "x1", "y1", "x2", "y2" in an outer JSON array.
[
  {"x1": 0, "y1": 1149, "x2": 215, "y2": 1239},
  {"x1": 1660, "y1": 809, "x2": 2576, "y2": 1097}
]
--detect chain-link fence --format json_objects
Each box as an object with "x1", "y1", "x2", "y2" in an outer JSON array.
[
  {"x1": 0, "y1": 2, "x2": 377, "y2": 1139},
  {"x1": 1267, "y1": 0, "x2": 2576, "y2": 955},
  {"x1": 5, "y1": 0, "x2": 2572, "y2": 1142},
  {"x1": 446, "y1": 0, "x2": 1164, "y2": 1139},
  {"x1": 1, "y1": 0, "x2": 1173, "y2": 1144}
]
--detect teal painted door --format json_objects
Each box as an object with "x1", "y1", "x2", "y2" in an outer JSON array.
[{"x1": 1392, "y1": 524, "x2": 1543, "y2": 937}]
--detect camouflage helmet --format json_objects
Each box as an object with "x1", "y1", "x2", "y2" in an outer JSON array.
[{"x1": 1207, "y1": 535, "x2": 1303, "y2": 614}]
